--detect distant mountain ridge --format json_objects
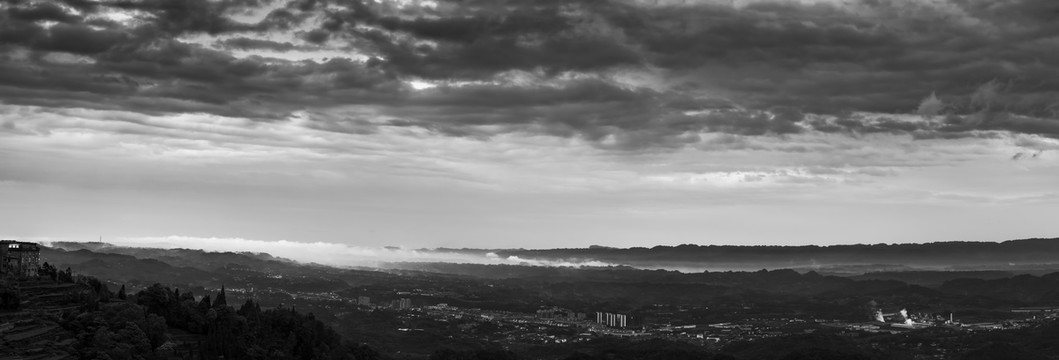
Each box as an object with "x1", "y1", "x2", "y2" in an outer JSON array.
[
  {"x1": 39, "y1": 243, "x2": 1059, "y2": 306},
  {"x1": 38, "y1": 242, "x2": 402, "y2": 293},
  {"x1": 42, "y1": 237, "x2": 1059, "y2": 275},
  {"x1": 430, "y1": 237, "x2": 1059, "y2": 271}
]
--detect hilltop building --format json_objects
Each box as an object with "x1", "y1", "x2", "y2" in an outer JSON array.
[{"x1": 1, "y1": 240, "x2": 40, "y2": 277}]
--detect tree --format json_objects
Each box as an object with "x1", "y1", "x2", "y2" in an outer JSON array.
[
  {"x1": 137, "y1": 284, "x2": 174, "y2": 319},
  {"x1": 39, "y1": 262, "x2": 58, "y2": 281},
  {"x1": 58, "y1": 267, "x2": 74, "y2": 283},
  {"x1": 238, "y1": 299, "x2": 261, "y2": 319},
  {"x1": 214, "y1": 285, "x2": 227, "y2": 308},
  {"x1": 179, "y1": 289, "x2": 195, "y2": 302},
  {"x1": 144, "y1": 313, "x2": 169, "y2": 349},
  {"x1": 86, "y1": 277, "x2": 111, "y2": 302},
  {"x1": 117, "y1": 285, "x2": 127, "y2": 300},
  {"x1": 198, "y1": 294, "x2": 212, "y2": 312}
]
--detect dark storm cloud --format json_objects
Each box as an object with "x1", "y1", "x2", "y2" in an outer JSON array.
[
  {"x1": 594, "y1": 0, "x2": 1059, "y2": 116},
  {"x1": 346, "y1": 4, "x2": 642, "y2": 79},
  {"x1": 255, "y1": 7, "x2": 312, "y2": 31},
  {"x1": 631, "y1": 3, "x2": 901, "y2": 70},
  {"x1": 109, "y1": 0, "x2": 257, "y2": 35},
  {"x1": 326, "y1": 80, "x2": 806, "y2": 150},
  {"x1": 376, "y1": 81, "x2": 665, "y2": 139},
  {"x1": 0, "y1": 29, "x2": 398, "y2": 120},
  {"x1": 0, "y1": 16, "x2": 125, "y2": 55},
  {"x1": 8, "y1": 1, "x2": 82, "y2": 23},
  {"x1": 1, "y1": 0, "x2": 1058, "y2": 148},
  {"x1": 217, "y1": 37, "x2": 297, "y2": 52},
  {"x1": 46, "y1": 23, "x2": 129, "y2": 54},
  {"x1": 0, "y1": 0, "x2": 403, "y2": 120},
  {"x1": 310, "y1": 0, "x2": 1057, "y2": 141},
  {"x1": 955, "y1": 0, "x2": 1059, "y2": 35}
]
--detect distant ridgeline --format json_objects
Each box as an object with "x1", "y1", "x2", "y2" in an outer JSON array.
[{"x1": 482, "y1": 238, "x2": 1059, "y2": 270}]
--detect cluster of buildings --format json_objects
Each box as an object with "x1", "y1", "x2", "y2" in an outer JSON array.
[
  {"x1": 529, "y1": 306, "x2": 630, "y2": 328},
  {"x1": 392, "y1": 298, "x2": 413, "y2": 310},
  {"x1": 535, "y1": 306, "x2": 587, "y2": 321},
  {"x1": 595, "y1": 312, "x2": 629, "y2": 328},
  {"x1": 354, "y1": 295, "x2": 414, "y2": 310},
  {"x1": 872, "y1": 308, "x2": 958, "y2": 329},
  {"x1": 0, "y1": 240, "x2": 40, "y2": 278},
  {"x1": 845, "y1": 306, "x2": 1059, "y2": 333}
]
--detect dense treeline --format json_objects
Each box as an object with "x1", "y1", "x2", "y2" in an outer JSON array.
[
  {"x1": 22, "y1": 262, "x2": 378, "y2": 360},
  {"x1": 131, "y1": 283, "x2": 380, "y2": 360},
  {"x1": 66, "y1": 302, "x2": 170, "y2": 359}
]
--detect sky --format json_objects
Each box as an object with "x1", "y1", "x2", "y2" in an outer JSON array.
[{"x1": 1, "y1": 0, "x2": 1058, "y2": 253}]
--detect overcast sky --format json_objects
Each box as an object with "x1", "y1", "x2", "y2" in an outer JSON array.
[{"x1": 1, "y1": 0, "x2": 1057, "y2": 251}]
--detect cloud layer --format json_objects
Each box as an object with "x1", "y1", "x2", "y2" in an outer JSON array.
[
  {"x1": 2, "y1": 0, "x2": 1058, "y2": 248},
  {"x1": 2, "y1": 0, "x2": 1058, "y2": 150}
]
